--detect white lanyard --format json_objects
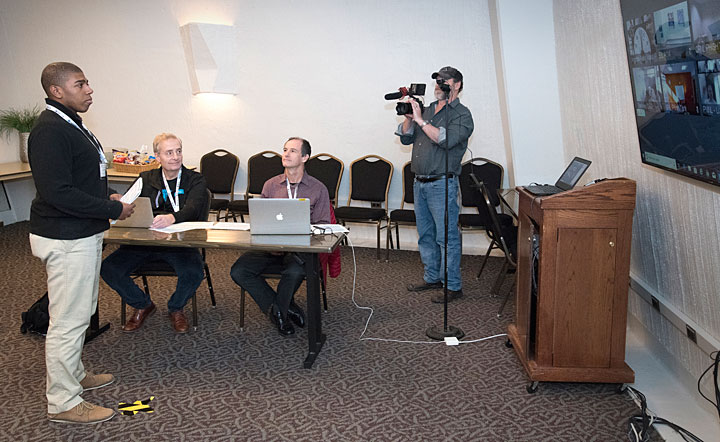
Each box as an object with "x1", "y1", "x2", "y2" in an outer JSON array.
[
  {"x1": 162, "y1": 168, "x2": 182, "y2": 213},
  {"x1": 286, "y1": 178, "x2": 299, "y2": 199},
  {"x1": 45, "y1": 104, "x2": 106, "y2": 164}
]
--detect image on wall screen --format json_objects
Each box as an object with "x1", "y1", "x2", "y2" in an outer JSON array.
[{"x1": 620, "y1": 0, "x2": 720, "y2": 186}]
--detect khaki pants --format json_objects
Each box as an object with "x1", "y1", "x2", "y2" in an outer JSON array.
[{"x1": 30, "y1": 232, "x2": 104, "y2": 414}]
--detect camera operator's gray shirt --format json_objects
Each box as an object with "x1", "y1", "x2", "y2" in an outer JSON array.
[{"x1": 395, "y1": 98, "x2": 474, "y2": 177}]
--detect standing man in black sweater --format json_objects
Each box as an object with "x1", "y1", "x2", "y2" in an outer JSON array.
[{"x1": 28, "y1": 62, "x2": 134, "y2": 424}]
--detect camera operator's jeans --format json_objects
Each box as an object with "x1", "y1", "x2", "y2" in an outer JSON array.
[{"x1": 413, "y1": 177, "x2": 462, "y2": 291}]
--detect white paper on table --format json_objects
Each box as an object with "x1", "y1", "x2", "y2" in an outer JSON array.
[
  {"x1": 312, "y1": 224, "x2": 349, "y2": 234},
  {"x1": 210, "y1": 222, "x2": 250, "y2": 231},
  {"x1": 151, "y1": 221, "x2": 216, "y2": 233},
  {"x1": 121, "y1": 177, "x2": 143, "y2": 204}
]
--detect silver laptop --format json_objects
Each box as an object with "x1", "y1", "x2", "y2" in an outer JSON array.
[
  {"x1": 524, "y1": 157, "x2": 592, "y2": 196},
  {"x1": 113, "y1": 197, "x2": 154, "y2": 228},
  {"x1": 248, "y1": 198, "x2": 311, "y2": 235}
]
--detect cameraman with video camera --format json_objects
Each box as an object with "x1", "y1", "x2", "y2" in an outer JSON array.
[{"x1": 395, "y1": 66, "x2": 474, "y2": 303}]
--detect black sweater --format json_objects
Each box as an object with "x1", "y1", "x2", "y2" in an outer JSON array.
[
  {"x1": 28, "y1": 100, "x2": 123, "y2": 239},
  {"x1": 139, "y1": 166, "x2": 207, "y2": 222}
]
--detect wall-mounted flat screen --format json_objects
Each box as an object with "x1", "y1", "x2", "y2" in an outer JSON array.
[{"x1": 621, "y1": 0, "x2": 720, "y2": 186}]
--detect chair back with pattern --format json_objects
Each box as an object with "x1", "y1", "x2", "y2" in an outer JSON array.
[
  {"x1": 247, "y1": 151, "x2": 284, "y2": 197},
  {"x1": 306, "y1": 153, "x2": 344, "y2": 207},
  {"x1": 460, "y1": 157, "x2": 503, "y2": 210},
  {"x1": 401, "y1": 161, "x2": 415, "y2": 208},
  {"x1": 201, "y1": 149, "x2": 239, "y2": 221},
  {"x1": 346, "y1": 155, "x2": 393, "y2": 210},
  {"x1": 200, "y1": 149, "x2": 239, "y2": 199}
]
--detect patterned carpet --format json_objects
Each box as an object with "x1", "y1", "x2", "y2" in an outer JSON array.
[{"x1": 0, "y1": 221, "x2": 658, "y2": 441}]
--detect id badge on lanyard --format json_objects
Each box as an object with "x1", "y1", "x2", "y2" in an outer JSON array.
[
  {"x1": 286, "y1": 179, "x2": 298, "y2": 199},
  {"x1": 162, "y1": 168, "x2": 182, "y2": 213}
]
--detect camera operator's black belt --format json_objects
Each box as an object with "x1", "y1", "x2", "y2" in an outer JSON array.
[{"x1": 416, "y1": 173, "x2": 455, "y2": 183}]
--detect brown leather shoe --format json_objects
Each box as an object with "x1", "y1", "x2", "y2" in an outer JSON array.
[
  {"x1": 122, "y1": 302, "x2": 156, "y2": 332},
  {"x1": 168, "y1": 310, "x2": 189, "y2": 334}
]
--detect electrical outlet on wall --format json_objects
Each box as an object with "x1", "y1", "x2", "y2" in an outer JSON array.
[{"x1": 685, "y1": 324, "x2": 697, "y2": 344}]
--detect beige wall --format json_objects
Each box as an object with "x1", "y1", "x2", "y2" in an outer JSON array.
[{"x1": 0, "y1": 0, "x2": 506, "y2": 211}]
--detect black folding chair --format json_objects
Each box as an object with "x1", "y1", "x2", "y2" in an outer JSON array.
[
  {"x1": 471, "y1": 175, "x2": 517, "y2": 316},
  {"x1": 306, "y1": 153, "x2": 344, "y2": 208},
  {"x1": 458, "y1": 157, "x2": 505, "y2": 277},
  {"x1": 334, "y1": 155, "x2": 393, "y2": 261},
  {"x1": 386, "y1": 161, "x2": 415, "y2": 261},
  {"x1": 200, "y1": 149, "x2": 239, "y2": 221},
  {"x1": 227, "y1": 151, "x2": 284, "y2": 222}
]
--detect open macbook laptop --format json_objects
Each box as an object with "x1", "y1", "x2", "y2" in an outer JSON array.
[
  {"x1": 524, "y1": 157, "x2": 592, "y2": 196},
  {"x1": 113, "y1": 197, "x2": 154, "y2": 228},
  {"x1": 248, "y1": 198, "x2": 311, "y2": 235}
]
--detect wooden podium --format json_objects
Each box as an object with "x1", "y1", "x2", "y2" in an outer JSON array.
[{"x1": 507, "y1": 178, "x2": 636, "y2": 391}]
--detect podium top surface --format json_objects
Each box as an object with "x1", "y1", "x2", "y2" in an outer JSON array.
[{"x1": 517, "y1": 178, "x2": 636, "y2": 211}]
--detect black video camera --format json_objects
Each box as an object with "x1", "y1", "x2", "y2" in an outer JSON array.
[{"x1": 384, "y1": 83, "x2": 426, "y2": 115}]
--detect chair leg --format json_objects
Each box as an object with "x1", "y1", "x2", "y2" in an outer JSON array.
[
  {"x1": 192, "y1": 294, "x2": 198, "y2": 330},
  {"x1": 476, "y1": 240, "x2": 498, "y2": 279},
  {"x1": 141, "y1": 276, "x2": 150, "y2": 295},
  {"x1": 121, "y1": 300, "x2": 126, "y2": 326},
  {"x1": 491, "y1": 260, "x2": 510, "y2": 296},
  {"x1": 204, "y1": 262, "x2": 216, "y2": 306},
  {"x1": 376, "y1": 220, "x2": 381, "y2": 261},
  {"x1": 239, "y1": 288, "x2": 246, "y2": 331},
  {"x1": 497, "y1": 280, "x2": 516, "y2": 317},
  {"x1": 395, "y1": 223, "x2": 400, "y2": 250},
  {"x1": 385, "y1": 221, "x2": 391, "y2": 262}
]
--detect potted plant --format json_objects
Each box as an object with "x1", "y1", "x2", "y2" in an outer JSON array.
[{"x1": 0, "y1": 106, "x2": 41, "y2": 163}]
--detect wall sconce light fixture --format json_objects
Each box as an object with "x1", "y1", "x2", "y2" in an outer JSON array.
[{"x1": 180, "y1": 22, "x2": 238, "y2": 95}]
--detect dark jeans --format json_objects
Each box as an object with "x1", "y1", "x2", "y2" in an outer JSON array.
[
  {"x1": 230, "y1": 251, "x2": 305, "y2": 315},
  {"x1": 100, "y1": 245, "x2": 205, "y2": 312}
]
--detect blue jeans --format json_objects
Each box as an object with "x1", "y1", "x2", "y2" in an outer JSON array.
[
  {"x1": 100, "y1": 245, "x2": 205, "y2": 312},
  {"x1": 413, "y1": 176, "x2": 462, "y2": 291},
  {"x1": 230, "y1": 251, "x2": 305, "y2": 315}
]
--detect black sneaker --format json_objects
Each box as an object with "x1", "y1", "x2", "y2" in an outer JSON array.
[
  {"x1": 431, "y1": 289, "x2": 463, "y2": 304},
  {"x1": 407, "y1": 281, "x2": 443, "y2": 292}
]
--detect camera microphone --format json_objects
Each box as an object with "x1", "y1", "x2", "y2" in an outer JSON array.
[{"x1": 384, "y1": 87, "x2": 409, "y2": 100}]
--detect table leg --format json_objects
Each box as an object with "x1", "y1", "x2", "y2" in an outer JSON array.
[{"x1": 303, "y1": 253, "x2": 326, "y2": 368}]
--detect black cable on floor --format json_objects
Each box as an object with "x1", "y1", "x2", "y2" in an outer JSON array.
[
  {"x1": 697, "y1": 350, "x2": 720, "y2": 420},
  {"x1": 626, "y1": 386, "x2": 704, "y2": 442}
]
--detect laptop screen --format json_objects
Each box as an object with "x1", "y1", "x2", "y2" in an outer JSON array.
[{"x1": 555, "y1": 157, "x2": 592, "y2": 190}]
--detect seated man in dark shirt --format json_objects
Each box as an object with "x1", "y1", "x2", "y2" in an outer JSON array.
[
  {"x1": 101, "y1": 133, "x2": 208, "y2": 334},
  {"x1": 230, "y1": 137, "x2": 331, "y2": 336}
]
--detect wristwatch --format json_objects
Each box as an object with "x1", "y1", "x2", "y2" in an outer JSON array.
[{"x1": 419, "y1": 120, "x2": 429, "y2": 127}]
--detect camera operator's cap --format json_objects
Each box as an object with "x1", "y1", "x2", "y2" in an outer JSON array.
[{"x1": 432, "y1": 66, "x2": 463, "y2": 82}]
